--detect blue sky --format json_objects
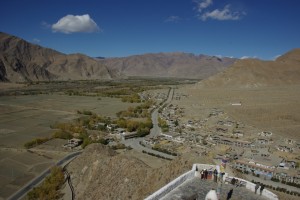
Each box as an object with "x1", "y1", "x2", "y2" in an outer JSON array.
[{"x1": 1, "y1": 0, "x2": 300, "y2": 60}]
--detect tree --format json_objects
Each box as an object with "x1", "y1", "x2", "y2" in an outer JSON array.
[{"x1": 27, "y1": 166, "x2": 64, "y2": 200}]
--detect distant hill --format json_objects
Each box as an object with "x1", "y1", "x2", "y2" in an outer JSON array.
[
  {"x1": 99, "y1": 52, "x2": 236, "y2": 79},
  {"x1": 0, "y1": 32, "x2": 113, "y2": 82},
  {"x1": 276, "y1": 48, "x2": 300, "y2": 63},
  {"x1": 196, "y1": 49, "x2": 300, "y2": 88}
]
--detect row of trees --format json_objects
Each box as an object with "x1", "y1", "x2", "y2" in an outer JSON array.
[
  {"x1": 24, "y1": 137, "x2": 51, "y2": 149},
  {"x1": 27, "y1": 166, "x2": 65, "y2": 200},
  {"x1": 252, "y1": 180, "x2": 300, "y2": 197},
  {"x1": 158, "y1": 117, "x2": 169, "y2": 132},
  {"x1": 64, "y1": 85, "x2": 144, "y2": 98},
  {"x1": 115, "y1": 117, "x2": 153, "y2": 136},
  {"x1": 152, "y1": 146, "x2": 178, "y2": 156},
  {"x1": 121, "y1": 93, "x2": 141, "y2": 103},
  {"x1": 142, "y1": 150, "x2": 172, "y2": 160},
  {"x1": 271, "y1": 177, "x2": 300, "y2": 188},
  {"x1": 116, "y1": 100, "x2": 154, "y2": 118}
]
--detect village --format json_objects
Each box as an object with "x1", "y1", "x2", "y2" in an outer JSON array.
[
  {"x1": 143, "y1": 90, "x2": 300, "y2": 195},
  {"x1": 59, "y1": 88, "x2": 300, "y2": 196}
]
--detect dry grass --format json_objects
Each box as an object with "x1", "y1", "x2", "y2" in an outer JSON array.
[
  {"x1": 0, "y1": 83, "x2": 25, "y2": 90},
  {"x1": 178, "y1": 84, "x2": 300, "y2": 141}
]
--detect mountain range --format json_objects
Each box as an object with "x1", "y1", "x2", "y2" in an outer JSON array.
[
  {"x1": 0, "y1": 32, "x2": 113, "y2": 82},
  {"x1": 196, "y1": 48, "x2": 300, "y2": 88},
  {"x1": 97, "y1": 52, "x2": 236, "y2": 79},
  {"x1": 1, "y1": 32, "x2": 299, "y2": 86},
  {"x1": 0, "y1": 32, "x2": 236, "y2": 82}
]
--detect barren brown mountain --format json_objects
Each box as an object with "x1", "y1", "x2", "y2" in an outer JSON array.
[
  {"x1": 197, "y1": 48, "x2": 300, "y2": 88},
  {"x1": 0, "y1": 32, "x2": 113, "y2": 82},
  {"x1": 0, "y1": 32, "x2": 237, "y2": 82},
  {"x1": 99, "y1": 52, "x2": 236, "y2": 79}
]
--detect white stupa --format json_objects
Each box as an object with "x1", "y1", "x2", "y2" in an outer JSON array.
[{"x1": 205, "y1": 189, "x2": 218, "y2": 200}]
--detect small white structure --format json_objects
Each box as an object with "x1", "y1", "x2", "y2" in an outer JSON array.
[
  {"x1": 205, "y1": 189, "x2": 218, "y2": 200},
  {"x1": 258, "y1": 131, "x2": 273, "y2": 137},
  {"x1": 68, "y1": 138, "x2": 82, "y2": 146},
  {"x1": 284, "y1": 138, "x2": 296, "y2": 145},
  {"x1": 63, "y1": 138, "x2": 83, "y2": 149},
  {"x1": 277, "y1": 145, "x2": 293, "y2": 152}
]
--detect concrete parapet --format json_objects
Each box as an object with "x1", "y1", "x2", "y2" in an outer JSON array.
[
  {"x1": 225, "y1": 176, "x2": 278, "y2": 200},
  {"x1": 145, "y1": 169, "x2": 195, "y2": 200},
  {"x1": 145, "y1": 163, "x2": 278, "y2": 200}
]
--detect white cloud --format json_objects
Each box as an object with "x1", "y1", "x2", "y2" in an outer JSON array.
[
  {"x1": 240, "y1": 56, "x2": 250, "y2": 59},
  {"x1": 273, "y1": 55, "x2": 281, "y2": 60},
  {"x1": 194, "y1": 0, "x2": 213, "y2": 12},
  {"x1": 52, "y1": 14, "x2": 100, "y2": 34},
  {"x1": 201, "y1": 5, "x2": 244, "y2": 21},
  {"x1": 165, "y1": 16, "x2": 181, "y2": 23},
  {"x1": 32, "y1": 38, "x2": 40, "y2": 43},
  {"x1": 240, "y1": 55, "x2": 257, "y2": 59},
  {"x1": 41, "y1": 21, "x2": 51, "y2": 29}
]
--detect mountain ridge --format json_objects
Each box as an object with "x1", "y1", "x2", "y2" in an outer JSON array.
[
  {"x1": 0, "y1": 32, "x2": 237, "y2": 82},
  {"x1": 98, "y1": 52, "x2": 236, "y2": 79},
  {"x1": 0, "y1": 32, "x2": 113, "y2": 82},
  {"x1": 196, "y1": 48, "x2": 300, "y2": 88}
]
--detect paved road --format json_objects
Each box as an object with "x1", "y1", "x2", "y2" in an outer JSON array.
[
  {"x1": 149, "y1": 109, "x2": 160, "y2": 137},
  {"x1": 166, "y1": 87, "x2": 174, "y2": 104},
  {"x1": 7, "y1": 151, "x2": 82, "y2": 200},
  {"x1": 123, "y1": 137, "x2": 175, "y2": 159},
  {"x1": 122, "y1": 87, "x2": 175, "y2": 159}
]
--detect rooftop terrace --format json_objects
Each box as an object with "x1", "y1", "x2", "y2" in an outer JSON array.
[
  {"x1": 145, "y1": 164, "x2": 278, "y2": 200},
  {"x1": 161, "y1": 177, "x2": 268, "y2": 200}
]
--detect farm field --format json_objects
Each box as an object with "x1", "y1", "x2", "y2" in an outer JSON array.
[
  {"x1": 0, "y1": 93, "x2": 139, "y2": 199},
  {"x1": 0, "y1": 78, "x2": 193, "y2": 199},
  {"x1": 0, "y1": 94, "x2": 137, "y2": 148}
]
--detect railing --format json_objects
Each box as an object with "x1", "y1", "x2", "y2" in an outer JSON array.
[
  {"x1": 145, "y1": 163, "x2": 278, "y2": 200},
  {"x1": 225, "y1": 176, "x2": 278, "y2": 200},
  {"x1": 144, "y1": 168, "x2": 195, "y2": 200}
]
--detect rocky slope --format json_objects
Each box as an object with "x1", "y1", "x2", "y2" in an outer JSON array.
[
  {"x1": 0, "y1": 32, "x2": 113, "y2": 82},
  {"x1": 99, "y1": 52, "x2": 236, "y2": 79},
  {"x1": 67, "y1": 144, "x2": 211, "y2": 200},
  {"x1": 196, "y1": 48, "x2": 300, "y2": 88}
]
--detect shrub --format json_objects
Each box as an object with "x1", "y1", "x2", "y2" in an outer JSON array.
[
  {"x1": 27, "y1": 166, "x2": 64, "y2": 200},
  {"x1": 77, "y1": 110, "x2": 93, "y2": 115},
  {"x1": 52, "y1": 130, "x2": 72, "y2": 139},
  {"x1": 24, "y1": 137, "x2": 51, "y2": 149}
]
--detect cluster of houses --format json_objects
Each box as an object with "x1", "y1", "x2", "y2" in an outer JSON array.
[
  {"x1": 62, "y1": 138, "x2": 83, "y2": 149},
  {"x1": 173, "y1": 92, "x2": 187, "y2": 101},
  {"x1": 209, "y1": 135, "x2": 253, "y2": 147},
  {"x1": 213, "y1": 134, "x2": 300, "y2": 186},
  {"x1": 233, "y1": 158, "x2": 300, "y2": 184}
]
